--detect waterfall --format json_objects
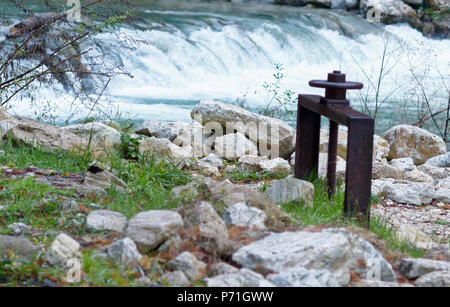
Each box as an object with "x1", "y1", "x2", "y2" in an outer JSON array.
[{"x1": 1, "y1": 1, "x2": 449, "y2": 129}]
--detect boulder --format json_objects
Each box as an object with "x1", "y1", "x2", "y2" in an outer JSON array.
[
  {"x1": 399, "y1": 258, "x2": 450, "y2": 279},
  {"x1": 204, "y1": 268, "x2": 275, "y2": 287},
  {"x1": 44, "y1": 233, "x2": 81, "y2": 270},
  {"x1": 403, "y1": 168, "x2": 434, "y2": 185},
  {"x1": 167, "y1": 251, "x2": 207, "y2": 281},
  {"x1": 319, "y1": 129, "x2": 348, "y2": 159},
  {"x1": 0, "y1": 235, "x2": 37, "y2": 261},
  {"x1": 84, "y1": 163, "x2": 127, "y2": 191},
  {"x1": 263, "y1": 175, "x2": 314, "y2": 207},
  {"x1": 6, "y1": 117, "x2": 95, "y2": 155},
  {"x1": 106, "y1": 237, "x2": 142, "y2": 266},
  {"x1": 223, "y1": 202, "x2": 268, "y2": 230},
  {"x1": 417, "y1": 164, "x2": 449, "y2": 181},
  {"x1": 383, "y1": 180, "x2": 437, "y2": 206},
  {"x1": 238, "y1": 155, "x2": 291, "y2": 175},
  {"x1": 267, "y1": 267, "x2": 339, "y2": 287},
  {"x1": 86, "y1": 210, "x2": 127, "y2": 233},
  {"x1": 331, "y1": 0, "x2": 359, "y2": 9},
  {"x1": 198, "y1": 153, "x2": 224, "y2": 170},
  {"x1": 232, "y1": 229, "x2": 396, "y2": 286},
  {"x1": 7, "y1": 223, "x2": 32, "y2": 234},
  {"x1": 360, "y1": 0, "x2": 420, "y2": 25},
  {"x1": 61, "y1": 122, "x2": 121, "y2": 149},
  {"x1": 126, "y1": 210, "x2": 184, "y2": 252},
  {"x1": 389, "y1": 157, "x2": 416, "y2": 173},
  {"x1": 425, "y1": 152, "x2": 450, "y2": 168},
  {"x1": 210, "y1": 262, "x2": 240, "y2": 276},
  {"x1": 162, "y1": 270, "x2": 190, "y2": 286},
  {"x1": 170, "y1": 177, "x2": 291, "y2": 232},
  {"x1": 414, "y1": 271, "x2": 450, "y2": 287},
  {"x1": 214, "y1": 132, "x2": 258, "y2": 160},
  {"x1": 382, "y1": 125, "x2": 446, "y2": 165},
  {"x1": 371, "y1": 178, "x2": 395, "y2": 196},
  {"x1": 139, "y1": 137, "x2": 193, "y2": 159},
  {"x1": 372, "y1": 162, "x2": 403, "y2": 179},
  {"x1": 349, "y1": 279, "x2": 405, "y2": 287},
  {"x1": 191, "y1": 100, "x2": 295, "y2": 159},
  {"x1": 318, "y1": 153, "x2": 347, "y2": 180},
  {"x1": 177, "y1": 201, "x2": 231, "y2": 256},
  {"x1": 197, "y1": 161, "x2": 220, "y2": 177}
]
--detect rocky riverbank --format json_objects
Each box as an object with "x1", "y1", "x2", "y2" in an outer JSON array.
[
  {"x1": 230, "y1": 0, "x2": 450, "y2": 38},
  {"x1": 0, "y1": 101, "x2": 449, "y2": 287}
]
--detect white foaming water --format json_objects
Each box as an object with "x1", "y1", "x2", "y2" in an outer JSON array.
[{"x1": 3, "y1": 4, "x2": 449, "y2": 125}]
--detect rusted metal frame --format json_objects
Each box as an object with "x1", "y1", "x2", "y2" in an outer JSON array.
[
  {"x1": 295, "y1": 94, "x2": 374, "y2": 227},
  {"x1": 344, "y1": 117, "x2": 374, "y2": 227}
]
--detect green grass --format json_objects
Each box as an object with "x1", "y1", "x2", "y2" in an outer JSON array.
[
  {"x1": 281, "y1": 177, "x2": 429, "y2": 258},
  {"x1": 0, "y1": 139, "x2": 90, "y2": 173}
]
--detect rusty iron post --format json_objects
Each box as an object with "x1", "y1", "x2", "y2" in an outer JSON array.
[{"x1": 294, "y1": 71, "x2": 374, "y2": 227}]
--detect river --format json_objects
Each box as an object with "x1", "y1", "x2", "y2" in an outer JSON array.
[{"x1": 1, "y1": 0, "x2": 449, "y2": 135}]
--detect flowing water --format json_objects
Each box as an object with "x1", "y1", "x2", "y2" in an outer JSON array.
[{"x1": 1, "y1": 0, "x2": 449, "y2": 135}]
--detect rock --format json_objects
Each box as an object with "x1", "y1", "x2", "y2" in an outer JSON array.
[
  {"x1": 360, "y1": 0, "x2": 420, "y2": 25},
  {"x1": 331, "y1": 0, "x2": 359, "y2": 9},
  {"x1": 426, "y1": 0, "x2": 450, "y2": 10},
  {"x1": 396, "y1": 224, "x2": 436, "y2": 250},
  {"x1": 238, "y1": 155, "x2": 291, "y2": 175},
  {"x1": 170, "y1": 177, "x2": 291, "y2": 232},
  {"x1": 371, "y1": 178, "x2": 395, "y2": 196},
  {"x1": 425, "y1": 152, "x2": 450, "y2": 168},
  {"x1": 162, "y1": 270, "x2": 190, "y2": 286},
  {"x1": 7, "y1": 222, "x2": 32, "y2": 234},
  {"x1": 320, "y1": 129, "x2": 348, "y2": 159},
  {"x1": 417, "y1": 164, "x2": 449, "y2": 181},
  {"x1": 197, "y1": 161, "x2": 220, "y2": 177},
  {"x1": 0, "y1": 235, "x2": 37, "y2": 261},
  {"x1": 210, "y1": 262, "x2": 240, "y2": 276},
  {"x1": 167, "y1": 251, "x2": 207, "y2": 281},
  {"x1": 403, "y1": 0, "x2": 423, "y2": 6},
  {"x1": 204, "y1": 268, "x2": 275, "y2": 287},
  {"x1": 214, "y1": 132, "x2": 258, "y2": 160},
  {"x1": 61, "y1": 122, "x2": 121, "y2": 149},
  {"x1": 44, "y1": 233, "x2": 81, "y2": 270},
  {"x1": 84, "y1": 163, "x2": 127, "y2": 191},
  {"x1": 106, "y1": 237, "x2": 142, "y2": 266},
  {"x1": 5, "y1": 116, "x2": 95, "y2": 155},
  {"x1": 372, "y1": 162, "x2": 403, "y2": 179},
  {"x1": 382, "y1": 125, "x2": 446, "y2": 165},
  {"x1": 86, "y1": 210, "x2": 127, "y2": 233},
  {"x1": 191, "y1": 100, "x2": 295, "y2": 159},
  {"x1": 139, "y1": 137, "x2": 193, "y2": 159},
  {"x1": 177, "y1": 201, "x2": 231, "y2": 256},
  {"x1": 267, "y1": 267, "x2": 339, "y2": 287},
  {"x1": 389, "y1": 157, "x2": 416, "y2": 173},
  {"x1": 136, "y1": 120, "x2": 210, "y2": 156},
  {"x1": 136, "y1": 120, "x2": 203, "y2": 142},
  {"x1": 126, "y1": 210, "x2": 184, "y2": 252},
  {"x1": 424, "y1": 244, "x2": 450, "y2": 261},
  {"x1": 318, "y1": 153, "x2": 346, "y2": 180},
  {"x1": 414, "y1": 271, "x2": 450, "y2": 287},
  {"x1": 404, "y1": 168, "x2": 434, "y2": 184},
  {"x1": 232, "y1": 229, "x2": 396, "y2": 286},
  {"x1": 349, "y1": 279, "x2": 405, "y2": 287},
  {"x1": 223, "y1": 202, "x2": 268, "y2": 230},
  {"x1": 198, "y1": 153, "x2": 224, "y2": 170},
  {"x1": 373, "y1": 135, "x2": 390, "y2": 162},
  {"x1": 383, "y1": 180, "x2": 437, "y2": 206},
  {"x1": 399, "y1": 258, "x2": 450, "y2": 279},
  {"x1": 263, "y1": 175, "x2": 314, "y2": 207}
]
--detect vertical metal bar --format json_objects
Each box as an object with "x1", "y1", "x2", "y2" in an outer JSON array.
[
  {"x1": 344, "y1": 117, "x2": 374, "y2": 227},
  {"x1": 327, "y1": 120, "x2": 338, "y2": 197},
  {"x1": 295, "y1": 98, "x2": 321, "y2": 180}
]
